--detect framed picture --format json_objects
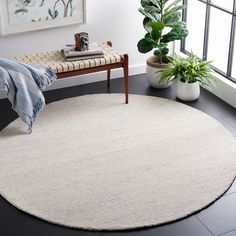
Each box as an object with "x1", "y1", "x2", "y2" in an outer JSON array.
[{"x1": 0, "y1": 0, "x2": 85, "y2": 36}]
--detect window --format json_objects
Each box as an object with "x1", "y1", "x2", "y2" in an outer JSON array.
[{"x1": 181, "y1": 0, "x2": 236, "y2": 82}]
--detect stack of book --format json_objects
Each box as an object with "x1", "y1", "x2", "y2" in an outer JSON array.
[{"x1": 61, "y1": 44, "x2": 104, "y2": 62}]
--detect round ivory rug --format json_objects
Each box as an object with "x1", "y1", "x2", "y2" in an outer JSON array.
[{"x1": 0, "y1": 94, "x2": 236, "y2": 231}]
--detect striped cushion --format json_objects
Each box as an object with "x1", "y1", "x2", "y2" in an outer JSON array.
[{"x1": 13, "y1": 43, "x2": 123, "y2": 74}]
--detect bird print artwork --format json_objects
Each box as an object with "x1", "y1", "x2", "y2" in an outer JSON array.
[{"x1": 1, "y1": 0, "x2": 84, "y2": 35}]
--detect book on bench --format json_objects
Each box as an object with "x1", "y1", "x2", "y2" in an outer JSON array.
[{"x1": 61, "y1": 44, "x2": 104, "y2": 62}]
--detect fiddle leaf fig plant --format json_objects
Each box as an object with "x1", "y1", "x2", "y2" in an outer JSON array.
[{"x1": 137, "y1": 0, "x2": 189, "y2": 64}]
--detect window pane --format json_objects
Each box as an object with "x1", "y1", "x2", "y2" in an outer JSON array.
[
  {"x1": 185, "y1": 0, "x2": 206, "y2": 58},
  {"x1": 211, "y1": 0, "x2": 234, "y2": 11},
  {"x1": 208, "y1": 7, "x2": 231, "y2": 72}
]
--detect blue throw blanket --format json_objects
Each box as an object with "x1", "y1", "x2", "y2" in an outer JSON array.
[{"x1": 0, "y1": 58, "x2": 57, "y2": 133}]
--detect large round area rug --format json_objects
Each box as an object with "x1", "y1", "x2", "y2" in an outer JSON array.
[{"x1": 0, "y1": 94, "x2": 236, "y2": 231}]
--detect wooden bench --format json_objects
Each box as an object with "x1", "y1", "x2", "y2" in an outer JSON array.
[{"x1": 13, "y1": 41, "x2": 129, "y2": 103}]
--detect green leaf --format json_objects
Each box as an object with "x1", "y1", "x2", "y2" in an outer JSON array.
[
  {"x1": 147, "y1": 21, "x2": 165, "y2": 31},
  {"x1": 143, "y1": 17, "x2": 152, "y2": 32},
  {"x1": 142, "y1": 6, "x2": 161, "y2": 21},
  {"x1": 151, "y1": 29, "x2": 160, "y2": 41},
  {"x1": 163, "y1": 11, "x2": 181, "y2": 25},
  {"x1": 144, "y1": 5, "x2": 161, "y2": 16},
  {"x1": 141, "y1": 0, "x2": 161, "y2": 9},
  {"x1": 154, "y1": 49, "x2": 162, "y2": 57},
  {"x1": 150, "y1": 0, "x2": 161, "y2": 8},
  {"x1": 145, "y1": 22, "x2": 164, "y2": 41},
  {"x1": 141, "y1": 0, "x2": 150, "y2": 8},
  {"x1": 161, "y1": 47, "x2": 169, "y2": 56},
  {"x1": 164, "y1": 5, "x2": 186, "y2": 17},
  {"x1": 154, "y1": 47, "x2": 169, "y2": 57},
  {"x1": 164, "y1": 0, "x2": 182, "y2": 12},
  {"x1": 137, "y1": 38, "x2": 154, "y2": 53},
  {"x1": 139, "y1": 8, "x2": 157, "y2": 22},
  {"x1": 161, "y1": 24, "x2": 188, "y2": 43},
  {"x1": 144, "y1": 33, "x2": 154, "y2": 42}
]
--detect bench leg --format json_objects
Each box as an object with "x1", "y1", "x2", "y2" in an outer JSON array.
[
  {"x1": 123, "y1": 54, "x2": 129, "y2": 104},
  {"x1": 107, "y1": 69, "x2": 111, "y2": 88}
]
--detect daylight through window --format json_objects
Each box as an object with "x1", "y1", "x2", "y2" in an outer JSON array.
[{"x1": 181, "y1": 0, "x2": 236, "y2": 82}]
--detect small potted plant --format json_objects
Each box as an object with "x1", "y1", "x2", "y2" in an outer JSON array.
[
  {"x1": 137, "y1": 0, "x2": 188, "y2": 89},
  {"x1": 159, "y1": 53, "x2": 217, "y2": 101}
]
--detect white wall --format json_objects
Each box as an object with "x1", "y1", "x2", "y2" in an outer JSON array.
[
  {"x1": 0, "y1": 0, "x2": 147, "y2": 69},
  {"x1": 0, "y1": 0, "x2": 148, "y2": 97},
  {"x1": 1, "y1": 0, "x2": 147, "y2": 61}
]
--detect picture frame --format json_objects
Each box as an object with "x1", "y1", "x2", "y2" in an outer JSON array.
[{"x1": 0, "y1": 0, "x2": 85, "y2": 36}]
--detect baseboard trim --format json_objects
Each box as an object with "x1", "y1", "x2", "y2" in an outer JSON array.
[
  {"x1": 0, "y1": 64, "x2": 146, "y2": 99},
  {"x1": 2, "y1": 62, "x2": 236, "y2": 109}
]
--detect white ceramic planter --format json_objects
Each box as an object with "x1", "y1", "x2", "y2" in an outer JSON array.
[
  {"x1": 146, "y1": 56, "x2": 173, "y2": 89},
  {"x1": 176, "y1": 79, "x2": 200, "y2": 101}
]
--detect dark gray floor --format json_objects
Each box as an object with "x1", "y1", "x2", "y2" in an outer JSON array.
[{"x1": 0, "y1": 74, "x2": 236, "y2": 236}]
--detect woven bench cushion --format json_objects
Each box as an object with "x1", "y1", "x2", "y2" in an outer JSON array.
[{"x1": 13, "y1": 43, "x2": 123, "y2": 74}]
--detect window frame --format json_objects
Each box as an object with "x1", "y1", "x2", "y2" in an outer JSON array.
[{"x1": 180, "y1": 0, "x2": 236, "y2": 83}]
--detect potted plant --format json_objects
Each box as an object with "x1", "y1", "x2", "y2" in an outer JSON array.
[
  {"x1": 159, "y1": 53, "x2": 217, "y2": 101},
  {"x1": 137, "y1": 0, "x2": 188, "y2": 89}
]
